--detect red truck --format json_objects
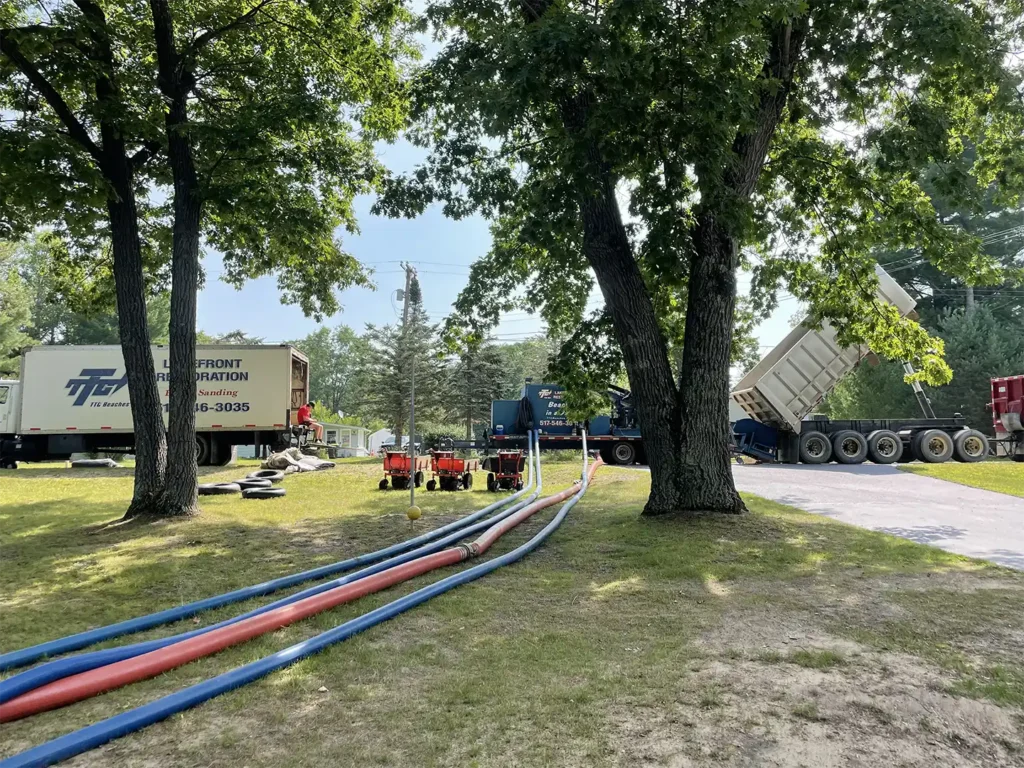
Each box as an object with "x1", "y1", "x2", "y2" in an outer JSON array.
[{"x1": 990, "y1": 375, "x2": 1024, "y2": 462}]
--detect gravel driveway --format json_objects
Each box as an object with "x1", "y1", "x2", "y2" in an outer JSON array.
[{"x1": 732, "y1": 463, "x2": 1024, "y2": 570}]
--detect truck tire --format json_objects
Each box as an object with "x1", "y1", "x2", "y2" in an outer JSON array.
[
  {"x1": 866, "y1": 430, "x2": 903, "y2": 464},
  {"x1": 242, "y1": 487, "x2": 287, "y2": 500},
  {"x1": 415, "y1": 470, "x2": 424, "y2": 488},
  {"x1": 195, "y1": 434, "x2": 211, "y2": 466},
  {"x1": 198, "y1": 482, "x2": 242, "y2": 496},
  {"x1": 599, "y1": 446, "x2": 614, "y2": 464},
  {"x1": 799, "y1": 431, "x2": 832, "y2": 464},
  {"x1": 391, "y1": 476, "x2": 408, "y2": 490},
  {"x1": 486, "y1": 473, "x2": 496, "y2": 492},
  {"x1": 831, "y1": 430, "x2": 868, "y2": 464},
  {"x1": 247, "y1": 469, "x2": 286, "y2": 483},
  {"x1": 0, "y1": 457, "x2": 17, "y2": 470},
  {"x1": 463, "y1": 472, "x2": 473, "y2": 489},
  {"x1": 915, "y1": 429, "x2": 954, "y2": 463},
  {"x1": 611, "y1": 441, "x2": 637, "y2": 465},
  {"x1": 213, "y1": 440, "x2": 235, "y2": 466},
  {"x1": 953, "y1": 430, "x2": 989, "y2": 463},
  {"x1": 235, "y1": 477, "x2": 273, "y2": 490}
]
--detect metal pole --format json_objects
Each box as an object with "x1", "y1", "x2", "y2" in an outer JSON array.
[{"x1": 410, "y1": 330, "x2": 416, "y2": 508}]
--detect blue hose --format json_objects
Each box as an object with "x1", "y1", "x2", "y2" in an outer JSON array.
[
  {"x1": 0, "y1": 434, "x2": 536, "y2": 673},
  {"x1": 0, "y1": 435, "x2": 587, "y2": 768},
  {"x1": 0, "y1": 435, "x2": 542, "y2": 703}
]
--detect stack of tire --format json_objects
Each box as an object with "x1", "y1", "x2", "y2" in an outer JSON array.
[
  {"x1": 798, "y1": 428, "x2": 989, "y2": 465},
  {"x1": 198, "y1": 468, "x2": 288, "y2": 499}
]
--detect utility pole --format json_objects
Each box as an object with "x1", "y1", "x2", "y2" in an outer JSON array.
[{"x1": 401, "y1": 263, "x2": 418, "y2": 510}]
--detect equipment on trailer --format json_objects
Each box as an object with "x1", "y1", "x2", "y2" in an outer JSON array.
[
  {"x1": 485, "y1": 449, "x2": 526, "y2": 492},
  {"x1": 990, "y1": 375, "x2": 1024, "y2": 462},
  {"x1": 426, "y1": 438, "x2": 479, "y2": 491},
  {"x1": 379, "y1": 450, "x2": 429, "y2": 491}
]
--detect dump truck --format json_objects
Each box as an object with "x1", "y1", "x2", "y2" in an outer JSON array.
[
  {"x1": 730, "y1": 265, "x2": 988, "y2": 464},
  {"x1": 990, "y1": 374, "x2": 1024, "y2": 461},
  {"x1": 0, "y1": 345, "x2": 309, "y2": 469}
]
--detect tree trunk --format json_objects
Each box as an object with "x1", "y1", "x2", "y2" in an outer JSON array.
[
  {"x1": 106, "y1": 181, "x2": 168, "y2": 517},
  {"x1": 149, "y1": 0, "x2": 201, "y2": 516},
  {"x1": 674, "y1": 212, "x2": 745, "y2": 514},
  {"x1": 573, "y1": 169, "x2": 687, "y2": 516}
]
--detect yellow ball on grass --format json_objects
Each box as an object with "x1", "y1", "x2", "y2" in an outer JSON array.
[{"x1": 406, "y1": 505, "x2": 422, "y2": 521}]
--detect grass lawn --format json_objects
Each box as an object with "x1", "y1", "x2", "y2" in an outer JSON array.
[
  {"x1": 899, "y1": 460, "x2": 1024, "y2": 498},
  {"x1": 3, "y1": 458, "x2": 1024, "y2": 767}
]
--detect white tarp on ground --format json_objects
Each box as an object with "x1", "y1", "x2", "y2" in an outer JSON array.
[{"x1": 261, "y1": 447, "x2": 336, "y2": 473}]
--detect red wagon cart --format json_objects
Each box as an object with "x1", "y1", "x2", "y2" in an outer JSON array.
[
  {"x1": 486, "y1": 449, "x2": 526, "y2": 492},
  {"x1": 426, "y1": 440, "x2": 479, "y2": 491},
  {"x1": 379, "y1": 450, "x2": 429, "y2": 491}
]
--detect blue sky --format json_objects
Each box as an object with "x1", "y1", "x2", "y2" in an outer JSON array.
[{"x1": 196, "y1": 134, "x2": 798, "y2": 366}]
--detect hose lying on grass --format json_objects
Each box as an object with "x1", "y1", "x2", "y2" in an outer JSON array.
[
  {"x1": 0, "y1": 434, "x2": 542, "y2": 705},
  {"x1": 0, "y1": 440, "x2": 598, "y2": 768},
  {"x1": 0, "y1": 433, "x2": 538, "y2": 674}
]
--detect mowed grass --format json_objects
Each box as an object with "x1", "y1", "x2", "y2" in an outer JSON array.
[
  {"x1": 2, "y1": 458, "x2": 1024, "y2": 766},
  {"x1": 899, "y1": 460, "x2": 1024, "y2": 498}
]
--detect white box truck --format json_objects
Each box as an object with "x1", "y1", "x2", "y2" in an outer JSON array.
[{"x1": 0, "y1": 345, "x2": 309, "y2": 469}]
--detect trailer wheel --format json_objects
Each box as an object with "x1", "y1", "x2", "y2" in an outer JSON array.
[
  {"x1": 427, "y1": 479, "x2": 437, "y2": 491},
  {"x1": 414, "y1": 470, "x2": 424, "y2": 488},
  {"x1": 866, "y1": 430, "x2": 903, "y2": 464},
  {"x1": 391, "y1": 476, "x2": 408, "y2": 490},
  {"x1": 515, "y1": 479, "x2": 524, "y2": 491},
  {"x1": 486, "y1": 473, "x2": 496, "y2": 492},
  {"x1": 463, "y1": 472, "x2": 473, "y2": 489},
  {"x1": 0, "y1": 457, "x2": 17, "y2": 470},
  {"x1": 611, "y1": 441, "x2": 637, "y2": 465},
  {"x1": 953, "y1": 430, "x2": 989, "y2": 463},
  {"x1": 195, "y1": 434, "x2": 211, "y2": 466},
  {"x1": 831, "y1": 431, "x2": 868, "y2": 464},
  {"x1": 799, "y1": 431, "x2": 832, "y2": 464},
  {"x1": 379, "y1": 478, "x2": 388, "y2": 491},
  {"x1": 916, "y1": 429, "x2": 954, "y2": 463}
]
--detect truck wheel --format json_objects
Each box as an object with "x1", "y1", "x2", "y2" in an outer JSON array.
[
  {"x1": 0, "y1": 457, "x2": 16, "y2": 470},
  {"x1": 866, "y1": 430, "x2": 903, "y2": 464},
  {"x1": 198, "y1": 482, "x2": 242, "y2": 496},
  {"x1": 831, "y1": 430, "x2": 868, "y2": 464},
  {"x1": 195, "y1": 434, "x2": 211, "y2": 466},
  {"x1": 486, "y1": 473, "x2": 496, "y2": 492},
  {"x1": 953, "y1": 430, "x2": 989, "y2": 463},
  {"x1": 611, "y1": 441, "x2": 637, "y2": 465},
  {"x1": 799, "y1": 431, "x2": 832, "y2": 464},
  {"x1": 213, "y1": 440, "x2": 235, "y2": 466},
  {"x1": 463, "y1": 472, "x2": 473, "y2": 489},
  {"x1": 916, "y1": 429, "x2": 954, "y2": 463}
]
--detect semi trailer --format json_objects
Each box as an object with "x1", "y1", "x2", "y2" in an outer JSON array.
[
  {"x1": 0, "y1": 345, "x2": 309, "y2": 469},
  {"x1": 489, "y1": 265, "x2": 992, "y2": 465},
  {"x1": 990, "y1": 374, "x2": 1024, "y2": 461}
]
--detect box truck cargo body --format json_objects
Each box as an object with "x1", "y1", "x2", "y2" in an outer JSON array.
[{"x1": 0, "y1": 345, "x2": 308, "y2": 467}]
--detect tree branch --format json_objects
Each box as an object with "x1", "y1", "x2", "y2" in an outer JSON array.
[
  {"x1": 187, "y1": 0, "x2": 276, "y2": 57},
  {"x1": 0, "y1": 28, "x2": 102, "y2": 162},
  {"x1": 130, "y1": 140, "x2": 163, "y2": 170}
]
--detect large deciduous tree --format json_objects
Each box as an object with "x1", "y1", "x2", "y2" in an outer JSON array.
[
  {"x1": 2, "y1": 1, "x2": 411, "y2": 517},
  {"x1": 376, "y1": 0, "x2": 1024, "y2": 516}
]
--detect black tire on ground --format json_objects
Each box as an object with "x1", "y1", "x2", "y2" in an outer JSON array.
[
  {"x1": 599, "y1": 447, "x2": 614, "y2": 464},
  {"x1": 953, "y1": 429, "x2": 989, "y2": 463},
  {"x1": 195, "y1": 434, "x2": 211, "y2": 466},
  {"x1": 463, "y1": 472, "x2": 473, "y2": 489},
  {"x1": 799, "y1": 431, "x2": 832, "y2": 464},
  {"x1": 198, "y1": 482, "x2": 242, "y2": 496},
  {"x1": 236, "y1": 478, "x2": 273, "y2": 490},
  {"x1": 831, "y1": 430, "x2": 868, "y2": 464},
  {"x1": 486, "y1": 477, "x2": 496, "y2": 492},
  {"x1": 242, "y1": 487, "x2": 287, "y2": 500},
  {"x1": 213, "y1": 439, "x2": 235, "y2": 466},
  {"x1": 0, "y1": 457, "x2": 16, "y2": 470},
  {"x1": 391, "y1": 476, "x2": 408, "y2": 490},
  {"x1": 379, "y1": 478, "x2": 388, "y2": 490},
  {"x1": 415, "y1": 470, "x2": 424, "y2": 488},
  {"x1": 866, "y1": 430, "x2": 903, "y2": 464},
  {"x1": 610, "y1": 441, "x2": 637, "y2": 465},
  {"x1": 427, "y1": 479, "x2": 437, "y2": 491},
  {"x1": 247, "y1": 469, "x2": 286, "y2": 483},
  {"x1": 70, "y1": 458, "x2": 118, "y2": 468},
  {"x1": 916, "y1": 429, "x2": 954, "y2": 463}
]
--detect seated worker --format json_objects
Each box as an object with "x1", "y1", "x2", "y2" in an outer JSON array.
[{"x1": 296, "y1": 401, "x2": 324, "y2": 443}]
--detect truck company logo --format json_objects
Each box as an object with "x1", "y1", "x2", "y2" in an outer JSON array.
[
  {"x1": 537, "y1": 388, "x2": 558, "y2": 399},
  {"x1": 66, "y1": 369, "x2": 129, "y2": 406}
]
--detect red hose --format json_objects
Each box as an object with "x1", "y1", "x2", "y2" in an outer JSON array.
[
  {"x1": 1, "y1": 467, "x2": 597, "y2": 722},
  {"x1": 472, "y1": 458, "x2": 602, "y2": 554}
]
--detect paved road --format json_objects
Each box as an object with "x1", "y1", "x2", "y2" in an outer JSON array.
[{"x1": 731, "y1": 464, "x2": 1024, "y2": 570}]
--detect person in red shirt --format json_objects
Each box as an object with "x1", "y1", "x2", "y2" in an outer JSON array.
[{"x1": 296, "y1": 401, "x2": 324, "y2": 443}]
